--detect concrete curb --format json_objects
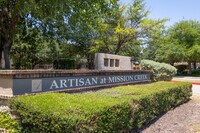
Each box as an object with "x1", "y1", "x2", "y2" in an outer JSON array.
[{"x1": 171, "y1": 80, "x2": 200, "y2": 85}]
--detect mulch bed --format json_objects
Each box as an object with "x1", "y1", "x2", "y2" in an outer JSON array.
[{"x1": 138, "y1": 95, "x2": 200, "y2": 133}]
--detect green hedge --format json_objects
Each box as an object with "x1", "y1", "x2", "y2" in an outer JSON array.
[
  {"x1": 140, "y1": 60, "x2": 177, "y2": 81},
  {"x1": 10, "y1": 82, "x2": 192, "y2": 132},
  {"x1": 53, "y1": 59, "x2": 75, "y2": 69},
  {"x1": 191, "y1": 70, "x2": 200, "y2": 76},
  {"x1": 0, "y1": 112, "x2": 19, "y2": 133}
]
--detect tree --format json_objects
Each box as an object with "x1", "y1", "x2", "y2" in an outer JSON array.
[
  {"x1": 90, "y1": 0, "x2": 167, "y2": 59},
  {"x1": 0, "y1": 0, "x2": 116, "y2": 69},
  {"x1": 0, "y1": 0, "x2": 63, "y2": 68},
  {"x1": 11, "y1": 26, "x2": 60, "y2": 69},
  {"x1": 142, "y1": 43, "x2": 159, "y2": 60},
  {"x1": 168, "y1": 20, "x2": 200, "y2": 73},
  {"x1": 141, "y1": 16, "x2": 168, "y2": 60},
  {"x1": 63, "y1": 0, "x2": 119, "y2": 69},
  {"x1": 155, "y1": 43, "x2": 185, "y2": 65}
]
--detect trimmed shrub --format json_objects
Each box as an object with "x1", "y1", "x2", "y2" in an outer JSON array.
[
  {"x1": 0, "y1": 112, "x2": 20, "y2": 133},
  {"x1": 10, "y1": 82, "x2": 192, "y2": 132},
  {"x1": 140, "y1": 60, "x2": 177, "y2": 81}
]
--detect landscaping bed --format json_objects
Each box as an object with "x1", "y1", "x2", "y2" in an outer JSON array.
[
  {"x1": 10, "y1": 82, "x2": 192, "y2": 132},
  {"x1": 140, "y1": 95, "x2": 200, "y2": 133}
]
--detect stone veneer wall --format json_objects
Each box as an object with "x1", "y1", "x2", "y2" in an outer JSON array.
[
  {"x1": 0, "y1": 78, "x2": 13, "y2": 97},
  {"x1": 95, "y1": 53, "x2": 132, "y2": 70}
]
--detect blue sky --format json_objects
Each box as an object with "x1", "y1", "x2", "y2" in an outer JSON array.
[{"x1": 120, "y1": 0, "x2": 200, "y2": 27}]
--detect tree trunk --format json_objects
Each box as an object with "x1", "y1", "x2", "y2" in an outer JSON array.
[
  {"x1": 1, "y1": 5, "x2": 19, "y2": 69},
  {"x1": 0, "y1": 47, "x2": 2, "y2": 68},
  {"x1": 115, "y1": 44, "x2": 121, "y2": 55},
  {"x1": 87, "y1": 54, "x2": 95, "y2": 69},
  {"x1": 0, "y1": 25, "x2": 2, "y2": 68},
  {"x1": 188, "y1": 62, "x2": 192, "y2": 75},
  {"x1": 193, "y1": 61, "x2": 196, "y2": 70},
  {"x1": 3, "y1": 40, "x2": 11, "y2": 69}
]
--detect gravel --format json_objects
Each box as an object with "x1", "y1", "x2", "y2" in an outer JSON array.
[{"x1": 139, "y1": 95, "x2": 200, "y2": 133}]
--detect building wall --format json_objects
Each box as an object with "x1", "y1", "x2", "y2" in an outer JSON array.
[{"x1": 95, "y1": 53, "x2": 133, "y2": 70}]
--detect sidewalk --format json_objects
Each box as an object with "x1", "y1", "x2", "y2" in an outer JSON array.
[
  {"x1": 172, "y1": 76, "x2": 200, "y2": 95},
  {"x1": 192, "y1": 85, "x2": 200, "y2": 95},
  {"x1": 172, "y1": 76, "x2": 200, "y2": 84}
]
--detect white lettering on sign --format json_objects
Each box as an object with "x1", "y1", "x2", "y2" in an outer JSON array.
[
  {"x1": 92, "y1": 78, "x2": 98, "y2": 84},
  {"x1": 68, "y1": 79, "x2": 75, "y2": 87},
  {"x1": 79, "y1": 78, "x2": 84, "y2": 86},
  {"x1": 134, "y1": 75, "x2": 148, "y2": 80},
  {"x1": 49, "y1": 75, "x2": 149, "y2": 90},
  {"x1": 49, "y1": 77, "x2": 99, "y2": 90},
  {"x1": 60, "y1": 80, "x2": 67, "y2": 88},
  {"x1": 108, "y1": 75, "x2": 134, "y2": 83},
  {"x1": 50, "y1": 80, "x2": 59, "y2": 89}
]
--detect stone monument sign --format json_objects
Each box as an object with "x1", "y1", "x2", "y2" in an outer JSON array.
[
  {"x1": 95, "y1": 53, "x2": 133, "y2": 70},
  {"x1": 0, "y1": 70, "x2": 151, "y2": 97}
]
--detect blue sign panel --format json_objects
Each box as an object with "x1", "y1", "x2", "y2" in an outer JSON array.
[{"x1": 13, "y1": 73, "x2": 150, "y2": 95}]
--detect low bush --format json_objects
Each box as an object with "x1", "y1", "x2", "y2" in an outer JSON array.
[
  {"x1": 53, "y1": 59, "x2": 75, "y2": 69},
  {"x1": 191, "y1": 70, "x2": 200, "y2": 76},
  {"x1": 10, "y1": 82, "x2": 192, "y2": 132},
  {"x1": 140, "y1": 60, "x2": 177, "y2": 81},
  {"x1": 175, "y1": 65, "x2": 188, "y2": 75},
  {"x1": 0, "y1": 112, "x2": 19, "y2": 133}
]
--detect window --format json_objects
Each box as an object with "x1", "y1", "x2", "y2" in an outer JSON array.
[
  {"x1": 110, "y1": 59, "x2": 114, "y2": 67},
  {"x1": 115, "y1": 59, "x2": 119, "y2": 67},
  {"x1": 104, "y1": 58, "x2": 109, "y2": 67}
]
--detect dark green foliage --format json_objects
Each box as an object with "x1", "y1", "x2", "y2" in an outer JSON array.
[
  {"x1": 191, "y1": 70, "x2": 200, "y2": 76},
  {"x1": 155, "y1": 43, "x2": 186, "y2": 64},
  {"x1": 10, "y1": 82, "x2": 192, "y2": 132},
  {"x1": 11, "y1": 27, "x2": 60, "y2": 69},
  {"x1": 175, "y1": 65, "x2": 188, "y2": 75},
  {"x1": 141, "y1": 60, "x2": 177, "y2": 81},
  {"x1": 53, "y1": 59, "x2": 75, "y2": 69}
]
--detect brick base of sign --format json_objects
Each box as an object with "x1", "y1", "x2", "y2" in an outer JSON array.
[{"x1": 0, "y1": 70, "x2": 151, "y2": 97}]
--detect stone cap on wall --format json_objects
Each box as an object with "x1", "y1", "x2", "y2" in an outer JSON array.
[{"x1": 0, "y1": 70, "x2": 151, "y2": 79}]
